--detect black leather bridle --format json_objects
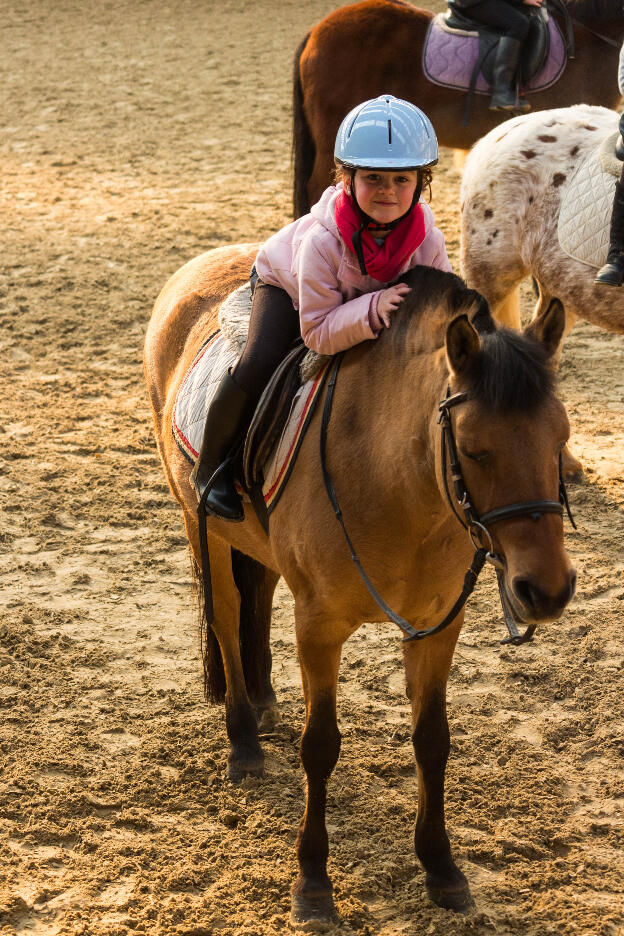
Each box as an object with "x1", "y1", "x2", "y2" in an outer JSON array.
[
  {"x1": 320, "y1": 354, "x2": 576, "y2": 645},
  {"x1": 438, "y1": 386, "x2": 576, "y2": 644}
]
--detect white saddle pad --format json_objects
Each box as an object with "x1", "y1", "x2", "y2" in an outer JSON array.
[{"x1": 558, "y1": 132, "x2": 621, "y2": 269}]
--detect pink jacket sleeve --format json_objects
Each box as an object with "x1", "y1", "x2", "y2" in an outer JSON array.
[{"x1": 297, "y1": 234, "x2": 383, "y2": 355}]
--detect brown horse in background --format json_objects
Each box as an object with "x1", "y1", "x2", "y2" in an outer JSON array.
[
  {"x1": 144, "y1": 246, "x2": 576, "y2": 924},
  {"x1": 293, "y1": 0, "x2": 624, "y2": 216}
]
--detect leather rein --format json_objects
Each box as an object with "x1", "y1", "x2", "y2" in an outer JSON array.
[
  {"x1": 548, "y1": 0, "x2": 622, "y2": 56},
  {"x1": 320, "y1": 353, "x2": 576, "y2": 646}
]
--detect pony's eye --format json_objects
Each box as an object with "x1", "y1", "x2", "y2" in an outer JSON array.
[{"x1": 463, "y1": 450, "x2": 491, "y2": 465}]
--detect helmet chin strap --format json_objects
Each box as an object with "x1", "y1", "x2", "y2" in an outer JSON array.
[{"x1": 347, "y1": 169, "x2": 423, "y2": 277}]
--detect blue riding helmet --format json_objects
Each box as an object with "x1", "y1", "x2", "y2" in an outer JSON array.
[{"x1": 334, "y1": 94, "x2": 438, "y2": 171}]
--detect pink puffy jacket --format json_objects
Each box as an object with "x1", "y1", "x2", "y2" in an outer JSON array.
[{"x1": 254, "y1": 184, "x2": 452, "y2": 355}]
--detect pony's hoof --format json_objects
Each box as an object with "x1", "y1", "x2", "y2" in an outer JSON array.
[
  {"x1": 561, "y1": 445, "x2": 583, "y2": 483},
  {"x1": 426, "y1": 874, "x2": 474, "y2": 913},
  {"x1": 227, "y1": 750, "x2": 264, "y2": 784},
  {"x1": 290, "y1": 893, "x2": 338, "y2": 927},
  {"x1": 256, "y1": 701, "x2": 280, "y2": 732}
]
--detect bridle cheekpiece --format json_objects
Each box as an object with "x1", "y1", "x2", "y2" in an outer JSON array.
[{"x1": 437, "y1": 386, "x2": 576, "y2": 644}]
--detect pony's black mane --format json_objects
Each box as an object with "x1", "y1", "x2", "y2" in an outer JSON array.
[
  {"x1": 396, "y1": 266, "x2": 554, "y2": 414},
  {"x1": 565, "y1": 0, "x2": 623, "y2": 21}
]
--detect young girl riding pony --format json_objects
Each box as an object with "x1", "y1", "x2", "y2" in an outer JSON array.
[{"x1": 191, "y1": 95, "x2": 452, "y2": 521}]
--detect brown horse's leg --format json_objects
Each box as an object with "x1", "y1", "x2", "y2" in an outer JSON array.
[
  {"x1": 291, "y1": 626, "x2": 343, "y2": 924},
  {"x1": 191, "y1": 527, "x2": 265, "y2": 783},
  {"x1": 404, "y1": 619, "x2": 474, "y2": 913}
]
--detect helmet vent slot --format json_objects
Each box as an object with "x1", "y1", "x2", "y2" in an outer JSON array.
[{"x1": 388, "y1": 119, "x2": 392, "y2": 144}]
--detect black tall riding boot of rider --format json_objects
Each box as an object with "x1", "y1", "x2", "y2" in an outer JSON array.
[
  {"x1": 190, "y1": 369, "x2": 253, "y2": 521},
  {"x1": 489, "y1": 37, "x2": 529, "y2": 112},
  {"x1": 595, "y1": 176, "x2": 624, "y2": 287}
]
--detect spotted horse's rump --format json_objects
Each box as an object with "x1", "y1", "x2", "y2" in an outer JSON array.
[{"x1": 460, "y1": 105, "x2": 624, "y2": 344}]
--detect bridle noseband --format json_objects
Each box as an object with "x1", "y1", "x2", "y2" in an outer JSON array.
[{"x1": 320, "y1": 354, "x2": 576, "y2": 646}]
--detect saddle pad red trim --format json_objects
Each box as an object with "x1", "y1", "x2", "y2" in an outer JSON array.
[{"x1": 264, "y1": 360, "x2": 331, "y2": 513}]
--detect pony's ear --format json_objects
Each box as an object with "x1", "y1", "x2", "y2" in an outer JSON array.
[
  {"x1": 446, "y1": 314, "x2": 481, "y2": 376},
  {"x1": 524, "y1": 298, "x2": 565, "y2": 358},
  {"x1": 468, "y1": 291, "x2": 496, "y2": 334}
]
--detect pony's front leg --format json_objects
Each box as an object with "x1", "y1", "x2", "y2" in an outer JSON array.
[
  {"x1": 404, "y1": 617, "x2": 474, "y2": 913},
  {"x1": 291, "y1": 624, "x2": 344, "y2": 925}
]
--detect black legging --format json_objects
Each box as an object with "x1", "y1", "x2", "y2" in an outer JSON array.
[
  {"x1": 462, "y1": 0, "x2": 531, "y2": 40},
  {"x1": 231, "y1": 279, "x2": 301, "y2": 401}
]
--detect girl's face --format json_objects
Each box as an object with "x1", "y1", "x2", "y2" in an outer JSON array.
[{"x1": 349, "y1": 169, "x2": 419, "y2": 224}]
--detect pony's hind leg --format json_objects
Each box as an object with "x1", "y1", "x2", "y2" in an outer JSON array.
[
  {"x1": 290, "y1": 612, "x2": 345, "y2": 924},
  {"x1": 231, "y1": 548, "x2": 280, "y2": 731},
  {"x1": 404, "y1": 617, "x2": 474, "y2": 913},
  {"x1": 190, "y1": 524, "x2": 265, "y2": 783}
]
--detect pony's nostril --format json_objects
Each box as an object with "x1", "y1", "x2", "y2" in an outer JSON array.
[{"x1": 513, "y1": 578, "x2": 539, "y2": 615}]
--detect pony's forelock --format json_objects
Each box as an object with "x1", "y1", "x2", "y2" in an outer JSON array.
[
  {"x1": 462, "y1": 328, "x2": 555, "y2": 413},
  {"x1": 391, "y1": 266, "x2": 554, "y2": 414}
]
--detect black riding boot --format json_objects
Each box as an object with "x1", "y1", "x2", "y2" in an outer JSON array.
[
  {"x1": 489, "y1": 37, "x2": 529, "y2": 112},
  {"x1": 595, "y1": 177, "x2": 624, "y2": 287},
  {"x1": 190, "y1": 369, "x2": 253, "y2": 520}
]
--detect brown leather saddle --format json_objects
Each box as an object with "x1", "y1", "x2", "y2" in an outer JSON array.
[{"x1": 239, "y1": 340, "x2": 328, "y2": 532}]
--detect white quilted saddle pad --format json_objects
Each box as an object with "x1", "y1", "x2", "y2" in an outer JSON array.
[
  {"x1": 558, "y1": 132, "x2": 621, "y2": 269},
  {"x1": 172, "y1": 284, "x2": 250, "y2": 460}
]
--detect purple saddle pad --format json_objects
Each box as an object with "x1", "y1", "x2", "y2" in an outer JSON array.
[{"x1": 423, "y1": 12, "x2": 566, "y2": 95}]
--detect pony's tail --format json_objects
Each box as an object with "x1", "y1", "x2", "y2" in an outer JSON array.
[
  {"x1": 292, "y1": 31, "x2": 315, "y2": 220},
  {"x1": 193, "y1": 551, "x2": 225, "y2": 703},
  {"x1": 193, "y1": 548, "x2": 277, "y2": 704}
]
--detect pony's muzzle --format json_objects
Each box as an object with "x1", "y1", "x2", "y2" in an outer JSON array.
[{"x1": 510, "y1": 568, "x2": 576, "y2": 622}]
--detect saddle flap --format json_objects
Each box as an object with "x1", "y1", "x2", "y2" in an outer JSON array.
[
  {"x1": 477, "y1": 11, "x2": 550, "y2": 87},
  {"x1": 520, "y1": 10, "x2": 550, "y2": 84},
  {"x1": 243, "y1": 341, "x2": 308, "y2": 491}
]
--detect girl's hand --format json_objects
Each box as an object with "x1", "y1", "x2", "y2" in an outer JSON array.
[
  {"x1": 522, "y1": 0, "x2": 543, "y2": 6},
  {"x1": 377, "y1": 283, "x2": 412, "y2": 328}
]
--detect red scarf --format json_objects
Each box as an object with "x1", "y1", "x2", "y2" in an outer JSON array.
[{"x1": 334, "y1": 189, "x2": 426, "y2": 282}]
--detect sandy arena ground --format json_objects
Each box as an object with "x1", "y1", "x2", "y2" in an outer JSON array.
[{"x1": 1, "y1": 1, "x2": 623, "y2": 934}]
